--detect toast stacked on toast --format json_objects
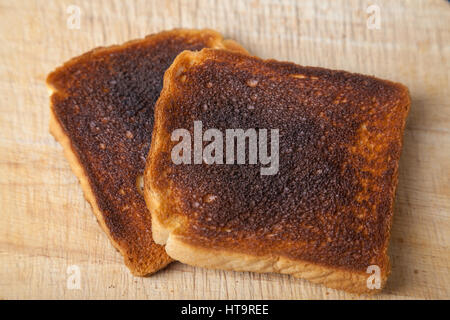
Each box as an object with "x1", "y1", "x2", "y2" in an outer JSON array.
[
  {"x1": 49, "y1": 28, "x2": 409, "y2": 294},
  {"x1": 48, "y1": 30, "x2": 247, "y2": 275},
  {"x1": 144, "y1": 49, "x2": 410, "y2": 293}
]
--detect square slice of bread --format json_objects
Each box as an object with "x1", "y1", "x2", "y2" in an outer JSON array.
[
  {"x1": 144, "y1": 48, "x2": 410, "y2": 292},
  {"x1": 48, "y1": 30, "x2": 247, "y2": 275}
]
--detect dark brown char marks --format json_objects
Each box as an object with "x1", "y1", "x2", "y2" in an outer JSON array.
[
  {"x1": 153, "y1": 49, "x2": 410, "y2": 272},
  {"x1": 48, "y1": 31, "x2": 232, "y2": 274}
]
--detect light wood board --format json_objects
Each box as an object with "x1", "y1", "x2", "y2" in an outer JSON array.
[{"x1": 0, "y1": 0, "x2": 449, "y2": 299}]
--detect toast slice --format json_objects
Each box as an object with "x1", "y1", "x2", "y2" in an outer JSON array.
[
  {"x1": 47, "y1": 30, "x2": 247, "y2": 276},
  {"x1": 144, "y1": 49, "x2": 410, "y2": 292}
]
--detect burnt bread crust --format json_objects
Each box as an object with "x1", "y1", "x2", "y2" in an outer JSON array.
[
  {"x1": 144, "y1": 49, "x2": 410, "y2": 292},
  {"x1": 48, "y1": 30, "x2": 247, "y2": 276}
]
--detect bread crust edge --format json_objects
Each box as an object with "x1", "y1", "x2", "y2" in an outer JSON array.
[{"x1": 166, "y1": 232, "x2": 386, "y2": 295}]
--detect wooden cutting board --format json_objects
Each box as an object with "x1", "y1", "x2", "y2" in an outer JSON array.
[{"x1": 0, "y1": 0, "x2": 449, "y2": 299}]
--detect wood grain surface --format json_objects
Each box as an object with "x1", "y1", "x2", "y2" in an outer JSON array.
[{"x1": 0, "y1": 0, "x2": 449, "y2": 299}]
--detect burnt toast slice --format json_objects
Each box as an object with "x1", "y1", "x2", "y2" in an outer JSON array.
[
  {"x1": 47, "y1": 30, "x2": 247, "y2": 276},
  {"x1": 144, "y1": 48, "x2": 410, "y2": 292}
]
